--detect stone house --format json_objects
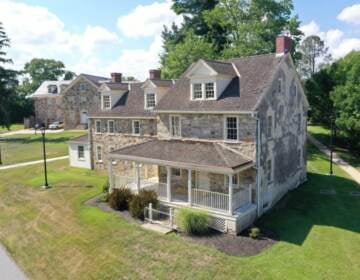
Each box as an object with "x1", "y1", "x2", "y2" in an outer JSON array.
[{"x1": 70, "y1": 36, "x2": 308, "y2": 234}]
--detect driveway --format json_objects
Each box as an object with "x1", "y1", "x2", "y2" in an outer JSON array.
[{"x1": 0, "y1": 244, "x2": 27, "y2": 279}]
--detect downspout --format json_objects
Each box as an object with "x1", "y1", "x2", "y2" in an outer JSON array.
[{"x1": 252, "y1": 111, "x2": 261, "y2": 217}]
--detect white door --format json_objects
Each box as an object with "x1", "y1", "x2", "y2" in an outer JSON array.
[{"x1": 80, "y1": 111, "x2": 88, "y2": 124}]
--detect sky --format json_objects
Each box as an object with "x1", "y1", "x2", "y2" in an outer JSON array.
[{"x1": 0, "y1": 0, "x2": 359, "y2": 80}]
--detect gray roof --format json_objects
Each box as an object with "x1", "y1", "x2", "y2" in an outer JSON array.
[
  {"x1": 150, "y1": 79, "x2": 174, "y2": 87},
  {"x1": 82, "y1": 74, "x2": 110, "y2": 86},
  {"x1": 156, "y1": 54, "x2": 283, "y2": 112},
  {"x1": 110, "y1": 139, "x2": 252, "y2": 172},
  {"x1": 68, "y1": 134, "x2": 89, "y2": 144},
  {"x1": 203, "y1": 59, "x2": 237, "y2": 76},
  {"x1": 105, "y1": 83, "x2": 129, "y2": 90}
]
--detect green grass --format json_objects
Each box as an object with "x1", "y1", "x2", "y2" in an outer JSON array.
[
  {"x1": 0, "y1": 131, "x2": 85, "y2": 165},
  {"x1": 0, "y1": 124, "x2": 24, "y2": 134},
  {"x1": 308, "y1": 125, "x2": 360, "y2": 171},
  {"x1": 0, "y1": 144, "x2": 359, "y2": 279}
]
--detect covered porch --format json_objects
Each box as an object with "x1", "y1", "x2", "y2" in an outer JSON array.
[{"x1": 108, "y1": 140, "x2": 256, "y2": 215}]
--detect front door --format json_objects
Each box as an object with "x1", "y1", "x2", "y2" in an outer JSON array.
[{"x1": 80, "y1": 111, "x2": 88, "y2": 124}]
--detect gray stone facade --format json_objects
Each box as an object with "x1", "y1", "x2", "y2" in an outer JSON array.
[{"x1": 34, "y1": 96, "x2": 63, "y2": 125}]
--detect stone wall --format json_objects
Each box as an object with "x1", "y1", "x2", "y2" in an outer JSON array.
[
  {"x1": 34, "y1": 96, "x2": 63, "y2": 125},
  {"x1": 62, "y1": 77, "x2": 101, "y2": 129}
]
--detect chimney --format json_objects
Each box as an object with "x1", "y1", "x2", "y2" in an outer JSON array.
[
  {"x1": 276, "y1": 35, "x2": 293, "y2": 56},
  {"x1": 149, "y1": 69, "x2": 161, "y2": 80},
  {"x1": 110, "y1": 72, "x2": 122, "y2": 83}
]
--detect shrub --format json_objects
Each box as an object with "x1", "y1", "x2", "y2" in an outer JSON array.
[
  {"x1": 129, "y1": 189, "x2": 158, "y2": 220},
  {"x1": 249, "y1": 227, "x2": 261, "y2": 239},
  {"x1": 102, "y1": 180, "x2": 110, "y2": 193},
  {"x1": 108, "y1": 188, "x2": 133, "y2": 211},
  {"x1": 98, "y1": 192, "x2": 109, "y2": 203},
  {"x1": 175, "y1": 208, "x2": 210, "y2": 235}
]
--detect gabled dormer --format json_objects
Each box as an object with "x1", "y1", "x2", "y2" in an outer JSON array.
[
  {"x1": 142, "y1": 69, "x2": 174, "y2": 110},
  {"x1": 186, "y1": 59, "x2": 238, "y2": 101},
  {"x1": 99, "y1": 73, "x2": 129, "y2": 110}
]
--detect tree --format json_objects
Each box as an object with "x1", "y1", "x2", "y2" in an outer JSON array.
[{"x1": 298, "y1": 35, "x2": 331, "y2": 79}]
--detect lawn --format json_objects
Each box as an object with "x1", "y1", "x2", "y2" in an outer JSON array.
[
  {"x1": 0, "y1": 144, "x2": 359, "y2": 279},
  {"x1": 0, "y1": 123, "x2": 24, "y2": 134},
  {"x1": 0, "y1": 131, "x2": 85, "y2": 165},
  {"x1": 308, "y1": 125, "x2": 360, "y2": 171}
]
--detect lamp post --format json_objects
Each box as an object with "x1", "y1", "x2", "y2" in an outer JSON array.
[
  {"x1": 40, "y1": 127, "x2": 49, "y2": 189},
  {"x1": 329, "y1": 113, "x2": 336, "y2": 176},
  {"x1": 0, "y1": 145, "x2": 2, "y2": 165}
]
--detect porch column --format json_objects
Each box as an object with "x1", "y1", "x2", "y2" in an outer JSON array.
[
  {"x1": 135, "y1": 162, "x2": 141, "y2": 193},
  {"x1": 188, "y1": 169, "x2": 192, "y2": 206},
  {"x1": 108, "y1": 159, "x2": 113, "y2": 193},
  {"x1": 228, "y1": 174, "x2": 233, "y2": 215},
  {"x1": 166, "y1": 166, "x2": 171, "y2": 202}
]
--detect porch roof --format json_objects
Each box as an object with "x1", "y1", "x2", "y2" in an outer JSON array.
[{"x1": 110, "y1": 140, "x2": 253, "y2": 173}]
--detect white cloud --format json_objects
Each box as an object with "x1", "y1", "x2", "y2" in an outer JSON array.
[
  {"x1": 117, "y1": 0, "x2": 182, "y2": 38},
  {"x1": 338, "y1": 4, "x2": 360, "y2": 25},
  {"x1": 300, "y1": 21, "x2": 360, "y2": 59},
  {"x1": 0, "y1": 0, "x2": 119, "y2": 69}
]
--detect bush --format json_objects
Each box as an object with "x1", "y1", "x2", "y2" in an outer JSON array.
[
  {"x1": 102, "y1": 180, "x2": 110, "y2": 193},
  {"x1": 108, "y1": 188, "x2": 133, "y2": 211},
  {"x1": 175, "y1": 208, "x2": 210, "y2": 235},
  {"x1": 249, "y1": 227, "x2": 261, "y2": 239},
  {"x1": 129, "y1": 189, "x2": 158, "y2": 220},
  {"x1": 98, "y1": 192, "x2": 109, "y2": 203}
]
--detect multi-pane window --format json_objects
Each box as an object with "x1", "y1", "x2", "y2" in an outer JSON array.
[
  {"x1": 132, "y1": 120, "x2": 140, "y2": 135},
  {"x1": 96, "y1": 145, "x2": 102, "y2": 162},
  {"x1": 267, "y1": 116, "x2": 273, "y2": 138},
  {"x1": 102, "y1": 95, "x2": 111, "y2": 109},
  {"x1": 193, "y1": 83, "x2": 202, "y2": 99},
  {"x1": 205, "y1": 82, "x2": 215, "y2": 99},
  {"x1": 225, "y1": 174, "x2": 238, "y2": 187},
  {"x1": 170, "y1": 115, "x2": 181, "y2": 137},
  {"x1": 77, "y1": 145, "x2": 84, "y2": 160},
  {"x1": 226, "y1": 117, "x2": 238, "y2": 140},
  {"x1": 95, "y1": 120, "x2": 101, "y2": 133},
  {"x1": 146, "y1": 93, "x2": 156, "y2": 109},
  {"x1": 108, "y1": 120, "x2": 115, "y2": 134},
  {"x1": 267, "y1": 159, "x2": 272, "y2": 182}
]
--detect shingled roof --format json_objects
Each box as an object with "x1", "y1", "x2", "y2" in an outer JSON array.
[
  {"x1": 110, "y1": 139, "x2": 253, "y2": 173},
  {"x1": 156, "y1": 53, "x2": 283, "y2": 112},
  {"x1": 81, "y1": 74, "x2": 110, "y2": 86}
]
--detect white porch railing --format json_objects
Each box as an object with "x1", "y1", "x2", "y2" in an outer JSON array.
[
  {"x1": 192, "y1": 189, "x2": 229, "y2": 212},
  {"x1": 232, "y1": 187, "x2": 252, "y2": 211}
]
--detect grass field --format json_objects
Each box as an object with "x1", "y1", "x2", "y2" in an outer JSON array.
[
  {"x1": 308, "y1": 125, "x2": 360, "y2": 171},
  {"x1": 0, "y1": 124, "x2": 24, "y2": 134},
  {"x1": 0, "y1": 144, "x2": 359, "y2": 279},
  {"x1": 0, "y1": 131, "x2": 85, "y2": 165}
]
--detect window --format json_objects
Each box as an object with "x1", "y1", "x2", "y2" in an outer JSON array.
[
  {"x1": 193, "y1": 83, "x2": 202, "y2": 99},
  {"x1": 267, "y1": 115, "x2": 273, "y2": 138},
  {"x1": 205, "y1": 82, "x2": 215, "y2": 99},
  {"x1": 47, "y1": 85, "x2": 58, "y2": 94},
  {"x1": 170, "y1": 115, "x2": 181, "y2": 137},
  {"x1": 95, "y1": 120, "x2": 101, "y2": 133},
  {"x1": 225, "y1": 174, "x2": 239, "y2": 187},
  {"x1": 77, "y1": 145, "x2": 84, "y2": 160},
  {"x1": 172, "y1": 168, "x2": 181, "y2": 177},
  {"x1": 225, "y1": 117, "x2": 238, "y2": 141},
  {"x1": 79, "y1": 83, "x2": 87, "y2": 92},
  {"x1": 266, "y1": 159, "x2": 272, "y2": 182},
  {"x1": 132, "y1": 120, "x2": 140, "y2": 135},
  {"x1": 297, "y1": 113, "x2": 301, "y2": 132},
  {"x1": 145, "y1": 93, "x2": 156, "y2": 109},
  {"x1": 108, "y1": 120, "x2": 115, "y2": 134},
  {"x1": 102, "y1": 95, "x2": 111, "y2": 110},
  {"x1": 277, "y1": 78, "x2": 282, "y2": 93},
  {"x1": 96, "y1": 145, "x2": 102, "y2": 162}
]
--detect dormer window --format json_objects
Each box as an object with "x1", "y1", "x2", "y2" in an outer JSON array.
[
  {"x1": 191, "y1": 82, "x2": 216, "y2": 100},
  {"x1": 102, "y1": 95, "x2": 111, "y2": 110},
  {"x1": 145, "y1": 93, "x2": 156, "y2": 109},
  {"x1": 47, "y1": 85, "x2": 58, "y2": 94},
  {"x1": 193, "y1": 83, "x2": 203, "y2": 99},
  {"x1": 205, "y1": 82, "x2": 215, "y2": 99}
]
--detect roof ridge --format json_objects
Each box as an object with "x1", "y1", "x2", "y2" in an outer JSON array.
[
  {"x1": 225, "y1": 53, "x2": 276, "y2": 62},
  {"x1": 203, "y1": 59, "x2": 233, "y2": 65}
]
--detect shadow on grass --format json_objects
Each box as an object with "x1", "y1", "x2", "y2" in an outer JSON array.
[{"x1": 258, "y1": 172, "x2": 360, "y2": 245}]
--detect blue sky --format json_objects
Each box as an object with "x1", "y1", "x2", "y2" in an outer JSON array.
[{"x1": 0, "y1": 0, "x2": 359, "y2": 80}]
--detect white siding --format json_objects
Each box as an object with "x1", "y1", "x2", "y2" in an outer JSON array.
[{"x1": 69, "y1": 143, "x2": 91, "y2": 169}]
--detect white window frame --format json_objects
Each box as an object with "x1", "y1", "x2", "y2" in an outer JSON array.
[
  {"x1": 192, "y1": 83, "x2": 203, "y2": 100},
  {"x1": 77, "y1": 145, "x2": 85, "y2": 161},
  {"x1": 169, "y1": 115, "x2": 181, "y2": 138},
  {"x1": 191, "y1": 82, "x2": 217, "y2": 100},
  {"x1": 224, "y1": 174, "x2": 239, "y2": 188},
  {"x1": 145, "y1": 92, "x2": 156, "y2": 109},
  {"x1": 132, "y1": 120, "x2": 140, "y2": 135},
  {"x1": 95, "y1": 120, "x2": 101, "y2": 134},
  {"x1": 205, "y1": 82, "x2": 215, "y2": 99},
  {"x1": 102, "y1": 95, "x2": 111, "y2": 110},
  {"x1": 108, "y1": 120, "x2": 115, "y2": 134},
  {"x1": 224, "y1": 116, "x2": 239, "y2": 142},
  {"x1": 96, "y1": 145, "x2": 102, "y2": 162}
]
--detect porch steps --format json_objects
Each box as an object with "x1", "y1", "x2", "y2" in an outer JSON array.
[{"x1": 141, "y1": 223, "x2": 174, "y2": 234}]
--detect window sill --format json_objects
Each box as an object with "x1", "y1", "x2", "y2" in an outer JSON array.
[
  {"x1": 96, "y1": 160, "x2": 103, "y2": 163},
  {"x1": 223, "y1": 139, "x2": 240, "y2": 143},
  {"x1": 78, "y1": 158, "x2": 85, "y2": 161}
]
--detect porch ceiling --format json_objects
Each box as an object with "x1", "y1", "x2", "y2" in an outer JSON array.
[{"x1": 109, "y1": 139, "x2": 253, "y2": 173}]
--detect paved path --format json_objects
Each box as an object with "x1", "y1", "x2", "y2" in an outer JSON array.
[
  {"x1": 308, "y1": 134, "x2": 360, "y2": 185},
  {"x1": 0, "y1": 244, "x2": 27, "y2": 279},
  {"x1": 0, "y1": 156, "x2": 69, "y2": 171},
  {"x1": 0, "y1": 129, "x2": 65, "y2": 137}
]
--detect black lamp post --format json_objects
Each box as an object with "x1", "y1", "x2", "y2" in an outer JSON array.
[
  {"x1": 40, "y1": 127, "x2": 49, "y2": 189},
  {"x1": 329, "y1": 113, "x2": 336, "y2": 176},
  {"x1": 0, "y1": 145, "x2": 2, "y2": 165}
]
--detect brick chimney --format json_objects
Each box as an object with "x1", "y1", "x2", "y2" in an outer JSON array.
[
  {"x1": 110, "y1": 72, "x2": 122, "y2": 83},
  {"x1": 276, "y1": 36, "x2": 293, "y2": 56},
  {"x1": 149, "y1": 69, "x2": 161, "y2": 80}
]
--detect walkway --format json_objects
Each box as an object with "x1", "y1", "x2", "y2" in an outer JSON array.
[
  {"x1": 0, "y1": 129, "x2": 64, "y2": 137},
  {"x1": 0, "y1": 244, "x2": 27, "y2": 279},
  {"x1": 308, "y1": 134, "x2": 360, "y2": 185},
  {"x1": 0, "y1": 156, "x2": 69, "y2": 171}
]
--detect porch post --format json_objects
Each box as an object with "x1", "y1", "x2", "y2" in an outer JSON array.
[
  {"x1": 108, "y1": 160, "x2": 113, "y2": 193},
  {"x1": 228, "y1": 174, "x2": 233, "y2": 215},
  {"x1": 166, "y1": 166, "x2": 171, "y2": 202},
  {"x1": 135, "y1": 162, "x2": 141, "y2": 193},
  {"x1": 188, "y1": 169, "x2": 192, "y2": 206}
]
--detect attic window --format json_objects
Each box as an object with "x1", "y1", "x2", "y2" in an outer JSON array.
[
  {"x1": 205, "y1": 83, "x2": 215, "y2": 99},
  {"x1": 102, "y1": 95, "x2": 111, "y2": 110},
  {"x1": 79, "y1": 82, "x2": 87, "y2": 92},
  {"x1": 47, "y1": 85, "x2": 58, "y2": 94},
  {"x1": 192, "y1": 82, "x2": 216, "y2": 100},
  {"x1": 145, "y1": 93, "x2": 156, "y2": 109},
  {"x1": 193, "y1": 83, "x2": 202, "y2": 99}
]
